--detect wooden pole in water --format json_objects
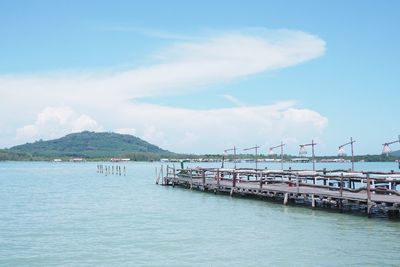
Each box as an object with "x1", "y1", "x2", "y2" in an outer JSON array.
[
  {"x1": 296, "y1": 174, "x2": 299, "y2": 195},
  {"x1": 161, "y1": 165, "x2": 164, "y2": 185},
  {"x1": 366, "y1": 174, "x2": 372, "y2": 217},
  {"x1": 311, "y1": 194, "x2": 315, "y2": 208},
  {"x1": 284, "y1": 193, "x2": 289, "y2": 205},
  {"x1": 189, "y1": 170, "x2": 193, "y2": 189},
  {"x1": 366, "y1": 174, "x2": 371, "y2": 201}
]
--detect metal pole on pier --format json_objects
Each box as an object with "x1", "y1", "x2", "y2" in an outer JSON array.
[
  {"x1": 382, "y1": 134, "x2": 400, "y2": 156},
  {"x1": 224, "y1": 146, "x2": 238, "y2": 169},
  {"x1": 351, "y1": 137, "x2": 355, "y2": 171},
  {"x1": 299, "y1": 140, "x2": 317, "y2": 171},
  {"x1": 338, "y1": 137, "x2": 356, "y2": 171},
  {"x1": 312, "y1": 140, "x2": 315, "y2": 171},
  {"x1": 243, "y1": 145, "x2": 260, "y2": 170},
  {"x1": 281, "y1": 141, "x2": 284, "y2": 170},
  {"x1": 269, "y1": 142, "x2": 286, "y2": 170}
]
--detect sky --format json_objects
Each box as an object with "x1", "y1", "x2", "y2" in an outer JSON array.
[{"x1": 0, "y1": 0, "x2": 399, "y2": 155}]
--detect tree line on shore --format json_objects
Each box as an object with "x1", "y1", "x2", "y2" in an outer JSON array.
[{"x1": 1, "y1": 148, "x2": 399, "y2": 162}]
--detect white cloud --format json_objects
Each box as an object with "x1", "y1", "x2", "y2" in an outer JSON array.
[
  {"x1": 0, "y1": 29, "x2": 327, "y2": 151},
  {"x1": 113, "y1": 101, "x2": 328, "y2": 154},
  {"x1": 15, "y1": 107, "x2": 103, "y2": 143}
]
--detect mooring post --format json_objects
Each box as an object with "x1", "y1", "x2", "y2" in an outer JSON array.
[
  {"x1": 189, "y1": 170, "x2": 193, "y2": 189},
  {"x1": 340, "y1": 173, "x2": 344, "y2": 197},
  {"x1": 230, "y1": 171, "x2": 237, "y2": 197},
  {"x1": 366, "y1": 174, "x2": 371, "y2": 201},
  {"x1": 311, "y1": 194, "x2": 315, "y2": 208},
  {"x1": 202, "y1": 169, "x2": 206, "y2": 187},
  {"x1": 284, "y1": 193, "x2": 289, "y2": 205},
  {"x1": 366, "y1": 174, "x2": 372, "y2": 218},
  {"x1": 217, "y1": 169, "x2": 220, "y2": 187},
  {"x1": 296, "y1": 174, "x2": 299, "y2": 195},
  {"x1": 161, "y1": 165, "x2": 164, "y2": 185}
]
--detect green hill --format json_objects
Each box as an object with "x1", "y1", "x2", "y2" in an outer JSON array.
[
  {"x1": 391, "y1": 150, "x2": 400, "y2": 157},
  {"x1": 8, "y1": 131, "x2": 172, "y2": 158}
]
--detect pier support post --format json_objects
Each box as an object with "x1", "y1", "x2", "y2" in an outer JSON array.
[
  {"x1": 340, "y1": 173, "x2": 343, "y2": 197},
  {"x1": 232, "y1": 171, "x2": 237, "y2": 188},
  {"x1": 311, "y1": 194, "x2": 315, "y2": 208},
  {"x1": 367, "y1": 178, "x2": 373, "y2": 218},
  {"x1": 189, "y1": 170, "x2": 193, "y2": 189},
  {"x1": 284, "y1": 193, "x2": 289, "y2": 205},
  {"x1": 155, "y1": 167, "x2": 158, "y2": 184},
  {"x1": 296, "y1": 175, "x2": 299, "y2": 195},
  {"x1": 161, "y1": 165, "x2": 165, "y2": 185}
]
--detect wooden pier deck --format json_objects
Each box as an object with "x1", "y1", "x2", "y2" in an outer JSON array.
[{"x1": 158, "y1": 166, "x2": 400, "y2": 219}]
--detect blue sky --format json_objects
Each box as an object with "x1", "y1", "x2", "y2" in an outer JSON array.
[{"x1": 0, "y1": 0, "x2": 399, "y2": 155}]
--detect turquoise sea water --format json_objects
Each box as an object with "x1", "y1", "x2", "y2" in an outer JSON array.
[{"x1": 1, "y1": 161, "x2": 400, "y2": 266}]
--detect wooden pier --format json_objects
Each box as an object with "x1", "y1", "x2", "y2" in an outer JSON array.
[{"x1": 157, "y1": 166, "x2": 400, "y2": 219}]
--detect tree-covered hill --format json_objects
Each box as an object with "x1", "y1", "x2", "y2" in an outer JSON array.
[
  {"x1": 391, "y1": 150, "x2": 400, "y2": 157},
  {"x1": 8, "y1": 131, "x2": 172, "y2": 158}
]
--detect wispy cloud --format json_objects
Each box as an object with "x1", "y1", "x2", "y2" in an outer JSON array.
[
  {"x1": 0, "y1": 28, "x2": 327, "y2": 151},
  {"x1": 222, "y1": 94, "x2": 246, "y2": 107}
]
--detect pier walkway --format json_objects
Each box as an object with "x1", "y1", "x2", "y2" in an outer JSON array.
[{"x1": 157, "y1": 166, "x2": 400, "y2": 219}]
